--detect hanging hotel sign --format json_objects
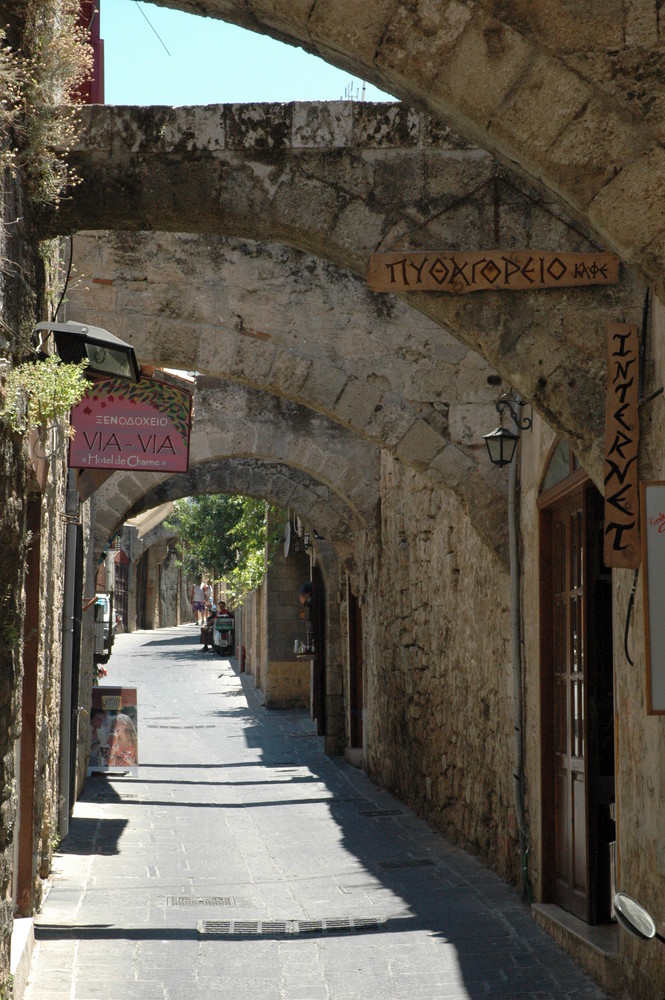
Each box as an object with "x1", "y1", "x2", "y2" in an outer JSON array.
[
  {"x1": 69, "y1": 376, "x2": 192, "y2": 473},
  {"x1": 603, "y1": 322, "x2": 640, "y2": 569},
  {"x1": 368, "y1": 250, "x2": 619, "y2": 293}
]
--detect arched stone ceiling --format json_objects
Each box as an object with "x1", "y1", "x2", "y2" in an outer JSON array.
[
  {"x1": 67, "y1": 230, "x2": 510, "y2": 558},
  {"x1": 45, "y1": 103, "x2": 644, "y2": 484},
  {"x1": 91, "y1": 378, "x2": 380, "y2": 557},
  {"x1": 136, "y1": 0, "x2": 665, "y2": 304},
  {"x1": 193, "y1": 377, "x2": 380, "y2": 525},
  {"x1": 94, "y1": 457, "x2": 359, "y2": 567}
]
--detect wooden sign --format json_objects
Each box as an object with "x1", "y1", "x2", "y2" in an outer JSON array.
[
  {"x1": 604, "y1": 322, "x2": 640, "y2": 568},
  {"x1": 368, "y1": 250, "x2": 619, "y2": 293},
  {"x1": 640, "y1": 483, "x2": 665, "y2": 713}
]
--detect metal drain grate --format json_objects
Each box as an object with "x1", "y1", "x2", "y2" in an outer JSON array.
[
  {"x1": 90, "y1": 793, "x2": 138, "y2": 802},
  {"x1": 146, "y1": 724, "x2": 216, "y2": 729},
  {"x1": 168, "y1": 896, "x2": 235, "y2": 907},
  {"x1": 378, "y1": 859, "x2": 435, "y2": 870},
  {"x1": 360, "y1": 809, "x2": 403, "y2": 817},
  {"x1": 201, "y1": 915, "x2": 387, "y2": 936}
]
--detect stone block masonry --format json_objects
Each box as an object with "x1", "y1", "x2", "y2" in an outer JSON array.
[{"x1": 359, "y1": 453, "x2": 517, "y2": 881}]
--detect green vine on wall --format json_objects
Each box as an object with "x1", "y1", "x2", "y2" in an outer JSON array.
[
  {"x1": 0, "y1": 2, "x2": 93, "y2": 207},
  {"x1": 0, "y1": 355, "x2": 87, "y2": 435}
]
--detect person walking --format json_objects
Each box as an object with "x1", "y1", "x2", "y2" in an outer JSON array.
[{"x1": 190, "y1": 576, "x2": 207, "y2": 625}]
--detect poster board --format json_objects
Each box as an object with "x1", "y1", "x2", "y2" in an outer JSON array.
[
  {"x1": 640, "y1": 483, "x2": 665, "y2": 713},
  {"x1": 88, "y1": 686, "x2": 139, "y2": 774}
]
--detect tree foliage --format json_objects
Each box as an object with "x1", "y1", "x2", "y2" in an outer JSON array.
[{"x1": 167, "y1": 495, "x2": 277, "y2": 605}]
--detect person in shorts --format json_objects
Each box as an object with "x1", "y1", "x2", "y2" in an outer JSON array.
[{"x1": 190, "y1": 577, "x2": 207, "y2": 625}]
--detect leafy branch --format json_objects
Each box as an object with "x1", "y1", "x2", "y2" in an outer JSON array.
[
  {"x1": 167, "y1": 496, "x2": 282, "y2": 605},
  {"x1": 0, "y1": 354, "x2": 88, "y2": 434}
]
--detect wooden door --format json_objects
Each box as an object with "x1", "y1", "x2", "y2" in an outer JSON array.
[
  {"x1": 551, "y1": 490, "x2": 588, "y2": 918},
  {"x1": 540, "y1": 472, "x2": 615, "y2": 924}
]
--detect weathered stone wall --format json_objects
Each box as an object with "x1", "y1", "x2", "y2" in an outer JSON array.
[
  {"x1": 600, "y1": 297, "x2": 665, "y2": 997},
  {"x1": 264, "y1": 508, "x2": 310, "y2": 708},
  {"x1": 360, "y1": 453, "x2": 516, "y2": 879},
  {"x1": 0, "y1": 173, "x2": 71, "y2": 985},
  {"x1": 159, "y1": 547, "x2": 181, "y2": 627},
  {"x1": 31, "y1": 452, "x2": 69, "y2": 899},
  {"x1": 0, "y1": 159, "x2": 36, "y2": 985}
]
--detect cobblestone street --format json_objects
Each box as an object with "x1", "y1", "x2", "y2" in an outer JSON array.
[{"x1": 24, "y1": 626, "x2": 609, "y2": 1000}]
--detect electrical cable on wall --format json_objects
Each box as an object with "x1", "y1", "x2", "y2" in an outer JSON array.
[
  {"x1": 624, "y1": 568, "x2": 638, "y2": 666},
  {"x1": 52, "y1": 236, "x2": 74, "y2": 322}
]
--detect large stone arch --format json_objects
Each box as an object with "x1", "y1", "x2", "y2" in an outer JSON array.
[
  {"x1": 91, "y1": 378, "x2": 380, "y2": 557},
  {"x1": 93, "y1": 457, "x2": 361, "y2": 568},
  {"x1": 42, "y1": 103, "x2": 643, "y2": 480},
  {"x1": 133, "y1": 0, "x2": 665, "y2": 304},
  {"x1": 67, "y1": 230, "x2": 512, "y2": 559},
  {"x1": 46, "y1": 103, "x2": 645, "y2": 483}
]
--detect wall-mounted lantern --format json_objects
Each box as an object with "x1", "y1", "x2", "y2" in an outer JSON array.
[
  {"x1": 35, "y1": 320, "x2": 140, "y2": 382},
  {"x1": 483, "y1": 391, "x2": 532, "y2": 467}
]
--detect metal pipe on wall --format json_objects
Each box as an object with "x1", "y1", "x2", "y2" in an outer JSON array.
[
  {"x1": 508, "y1": 399, "x2": 529, "y2": 899},
  {"x1": 58, "y1": 510, "x2": 77, "y2": 839}
]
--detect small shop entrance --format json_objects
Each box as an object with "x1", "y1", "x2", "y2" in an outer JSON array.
[{"x1": 539, "y1": 444, "x2": 615, "y2": 924}]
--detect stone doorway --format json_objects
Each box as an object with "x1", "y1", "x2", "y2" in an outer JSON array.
[{"x1": 538, "y1": 444, "x2": 616, "y2": 924}]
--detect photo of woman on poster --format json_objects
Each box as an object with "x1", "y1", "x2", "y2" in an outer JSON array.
[
  {"x1": 88, "y1": 688, "x2": 139, "y2": 775},
  {"x1": 107, "y1": 713, "x2": 138, "y2": 767}
]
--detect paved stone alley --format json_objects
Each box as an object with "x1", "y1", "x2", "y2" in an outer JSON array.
[{"x1": 24, "y1": 626, "x2": 610, "y2": 1000}]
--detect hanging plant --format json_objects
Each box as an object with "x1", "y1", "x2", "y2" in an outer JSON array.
[{"x1": 0, "y1": 354, "x2": 88, "y2": 436}]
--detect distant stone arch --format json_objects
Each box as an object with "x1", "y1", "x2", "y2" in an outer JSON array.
[
  {"x1": 91, "y1": 379, "x2": 380, "y2": 558},
  {"x1": 93, "y1": 457, "x2": 363, "y2": 569}
]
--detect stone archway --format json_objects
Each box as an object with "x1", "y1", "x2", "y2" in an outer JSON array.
[
  {"x1": 45, "y1": 103, "x2": 646, "y2": 483},
  {"x1": 91, "y1": 378, "x2": 381, "y2": 560},
  {"x1": 136, "y1": 0, "x2": 665, "y2": 305},
  {"x1": 68, "y1": 230, "x2": 517, "y2": 561}
]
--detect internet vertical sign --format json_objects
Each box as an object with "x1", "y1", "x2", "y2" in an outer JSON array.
[{"x1": 604, "y1": 322, "x2": 640, "y2": 568}]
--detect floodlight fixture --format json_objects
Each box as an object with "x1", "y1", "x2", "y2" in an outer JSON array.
[{"x1": 35, "y1": 320, "x2": 140, "y2": 382}]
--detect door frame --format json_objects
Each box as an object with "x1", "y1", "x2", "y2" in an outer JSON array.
[{"x1": 538, "y1": 467, "x2": 615, "y2": 923}]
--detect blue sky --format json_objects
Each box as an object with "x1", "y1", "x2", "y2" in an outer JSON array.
[{"x1": 100, "y1": 1, "x2": 396, "y2": 105}]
